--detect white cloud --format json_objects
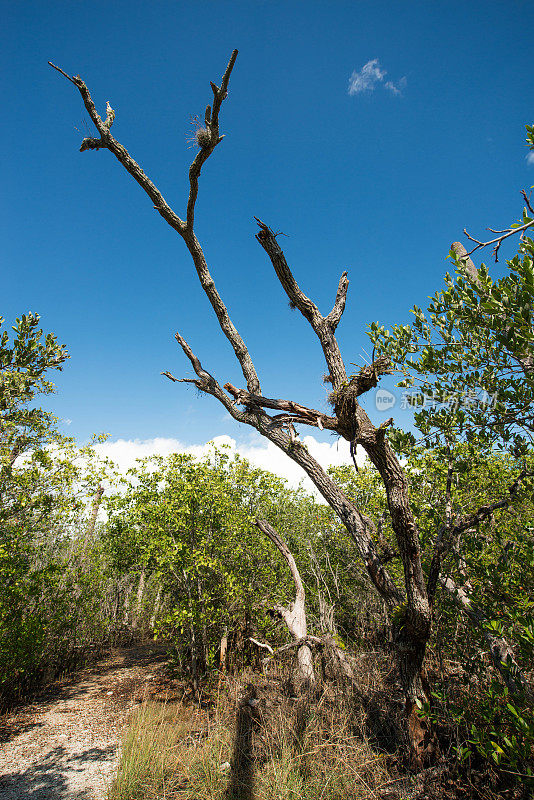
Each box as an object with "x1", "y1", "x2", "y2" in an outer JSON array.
[
  {"x1": 526, "y1": 151, "x2": 534, "y2": 166},
  {"x1": 348, "y1": 59, "x2": 386, "y2": 95},
  {"x1": 385, "y1": 76, "x2": 407, "y2": 96},
  {"x1": 92, "y1": 433, "x2": 365, "y2": 499},
  {"x1": 348, "y1": 59, "x2": 406, "y2": 97}
]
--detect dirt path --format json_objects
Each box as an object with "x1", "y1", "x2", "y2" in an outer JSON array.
[{"x1": 0, "y1": 642, "x2": 170, "y2": 800}]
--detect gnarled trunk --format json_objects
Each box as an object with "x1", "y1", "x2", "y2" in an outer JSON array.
[{"x1": 396, "y1": 626, "x2": 438, "y2": 768}]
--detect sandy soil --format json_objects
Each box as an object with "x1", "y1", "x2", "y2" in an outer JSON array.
[{"x1": 0, "y1": 642, "x2": 170, "y2": 800}]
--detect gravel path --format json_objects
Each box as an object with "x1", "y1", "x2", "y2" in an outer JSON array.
[{"x1": 0, "y1": 643, "x2": 169, "y2": 800}]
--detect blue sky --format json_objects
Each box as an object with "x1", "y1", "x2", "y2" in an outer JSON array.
[{"x1": 3, "y1": 0, "x2": 534, "y2": 479}]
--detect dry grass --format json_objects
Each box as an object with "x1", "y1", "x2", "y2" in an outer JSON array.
[{"x1": 108, "y1": 668, "x2": 400, "y2": 800}]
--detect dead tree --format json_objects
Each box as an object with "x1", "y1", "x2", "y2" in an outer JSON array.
[
  {"x1": 50, "y1": 50, "x2": 530, "y2": 765},
  {"x1": 254, "y1": 519, "x2": 315, "y2": 689}
]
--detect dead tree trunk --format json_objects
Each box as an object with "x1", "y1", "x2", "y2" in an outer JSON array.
[
  {"x1": 255, "y1": 519, "x2": 315, "y2": 690},
  {"x1": 86, "y1": 485, "x2": 104, "y2": 538},
  {"x1": 131, "y1": 568, "x2": 145, "y2": 630}
]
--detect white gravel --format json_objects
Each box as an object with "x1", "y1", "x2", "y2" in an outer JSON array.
[{"x1": 0, "y1": 644, "x2": 168, "y2": 800}]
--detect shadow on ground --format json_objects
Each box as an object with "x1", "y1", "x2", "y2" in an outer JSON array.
[
  {"x1": 0, "y1": 745, "x2": 116, "y2": 800},
  {"x1": 226, "y1": 685, "x2": 261, "y2": 800}
]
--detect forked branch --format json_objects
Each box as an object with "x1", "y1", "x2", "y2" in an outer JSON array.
[
  {"x1": 186, "y1": 49, "x2": 238, "y2": 229},
  {"x1": 52, "y1": 46, "x2": 406, "y2": 624},
  {"x1": 254, "y1": 219, "x2": 349, "y2": 390},
  {"x1": 50, "y1": 51, "x2": 263, "y2": 395},
  {"x1": 48, "y1": 61, "x2": 185, "y2": 233},
  {"x1": 462, "y1": 212, "x2": 534, "y2": 262}
]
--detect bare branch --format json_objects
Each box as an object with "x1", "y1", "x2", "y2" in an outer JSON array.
[
  {"x1": 186, "y1": 49, "x2": 238, "y2": 230},
  {"x1": 255, "y1": 518, "x2": 306, "y2": 605},
  {"x1": 258, "y1": 636, "x2": 322, "y2": 664},
  {"x1": 48, "y1": 61, "x2": 78, "y2": 85},
  {"x1": 248, "y1": 637, "x2": 274, "y2": 655},
  {"x1": 180, "y1": 230, "x2": 261, "y2": 393},
  {"x1": 49, "y1": 62, "x2": 187, "y2": 234},
  {"x1": 326, "y1": 271, "x2": 349, "y2": 331},
  {"x1": 161, "y1": 370, "x2": 203, "y2": 390},
  {"x1": 254, "y1": 220, "x2": 319, "y2": 322},
  {"x1": 224, "y1": 382, "x2": 338, "y2": 431},
  {"x1": 172, "y1": 333, "x2": 216, "y2": 388},
  {"x1": 254, "y1": 219, "x2": 348, "y2": 390},
  {"x1": 462, "y1": 218, "x2": 534, "y2": 262},
  {"x1": 213, "y1": 50, "x2": 238, "y2": 117},
  {"x1": 452, "y1": 469, "x2": 531, "y2": 537}
]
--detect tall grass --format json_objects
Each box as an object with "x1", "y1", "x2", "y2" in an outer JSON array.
[{"x1": 108, "y1": 675, "x2": 396, "y2": 800}]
